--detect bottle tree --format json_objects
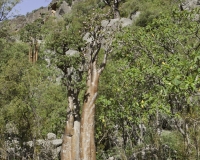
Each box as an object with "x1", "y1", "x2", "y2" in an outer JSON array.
[{"x1": 42, "y1": 7, "x2": 113, "y2": 159}]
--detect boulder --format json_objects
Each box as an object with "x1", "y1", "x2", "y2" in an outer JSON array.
[
  {"x1": 57, "y1": 1, "x2": 71, "y2": 16},
  {"x1": 47, "y1": 133, "x2": 56, "y2": 140},
  {"x1": 50, "y1": 0, "x2": 59, "y2": 5},
  {"x1": 181, "y1": 0, "x2": 200, "y2": 10},
  {"x1": 65, "y1": 49, "x2": 80, "y2": 56},
  {"x1": 7, "y1": 0, "x2": 72, "y2": 31},
  {"x1": 83, "y1": 32, "x2": 93, "y2": 43},
  {"x1": 101, "y1": 18, "x2": 120, "y2": 31},
  {"x1": 36, "y1": 139, "x2": 46, "y2": 146},
  {"x1": 51, "y1": 139, "x2": 62, "y2": 147},
  {"x1": 9, "y1": 15, "x2": 26, "y2": 31},
  {"x1": 107, "y1": 157, "x2": 115, "y2": 160},
  {"x1": 120, "y1": 18, "x2": 133, "y2": 28},
  {"x1": 26, "y1": 7, "x2": 48, "y2": 23},
  {"x1": 101, "y1": 18, "x2": 133, "y2": 31},
  {"x1": 26, "y1": 141, "x2": 33, "y2": 147},
  {"x1": 130, "y1": 11, "x2": 141, "y2": 21}
]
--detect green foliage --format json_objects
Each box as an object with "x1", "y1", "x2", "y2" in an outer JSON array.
[
  {"x1": 120, "y1": 0, "x2": 140, "y2": 18},
  {"x1": 95, "y1": 7, "x2": 200, "y2": 159},
  {"x1": 0, "y1": 40, "x2": 29, "y2": 72},
  {"x1": 0, "y1": 59, "x2": 67, "y2": 139},
  {"x1": 2, "y1": 0, "x2": 200, "y2": 159},
  {"x1": 135, "y1": 10, "x2": 158, "y2": 27},
  {"x1": 0, "y1": 39, "x2": 67, "y2": 148},
  {"x1": 120, "y1": 0, "x2": 178, "y2": 26},
  {"x1": 20, "y1": 18, "x2": 44, "y2": 42},
  {"x1": 161, "y1": 131, "x2": 182, "y2": 155},
  {"x1": 42, "y1": 17, "x2": 84, "y2": 52},
  {"x1": 0, "y1": 22, "x2": 10, "y2": 39}
]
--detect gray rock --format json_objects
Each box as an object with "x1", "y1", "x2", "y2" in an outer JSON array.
[
  {"x1": 49, "y1": 0, "x2": 71, "y2": 18},
  {"x1": 50, "y1": 0, "x2": 59, "y2": 5},
  {"x1": 130, "y1": 11, "x2": 141, "y2": 21},
  {"x1": 181, "y1": 0, "x2": 200, "y2": 10},
  {"x1": 101, "y1": 18, "x2": 120, "y2": 31},
  {"x1": 50, "y1": 139, "x2": 62, "y2": 146},
  {"x1": 26, "y1": 141, "x2": 33, "y2": 147},
  {"x1": 7, "y1": 0, "x2": 73, "y2": 31},
  {"x1": 36, "y1": 139, "x2": 46, "y2": 146},
  {"x1": 26, "y1": 7, "x2": 48, "y2": 23},
  {"x1": 57, "y1": 1, "x2": 71, "y2": 16},
  {"x1": 83, "y1": 32, "x2": 93, "y2": 43},
  {"x1": 120, "y1": 18, "x2": 133, "y2": 28},
  {"x1": 65, "y1": 49, "x2": 79, "y2": 56},
  {"x1": 12, "y1": 140, "x2": 19, "y2": 145},
  {"x1": 47, "y1": 133, "x2": 56, "y2": 140},
  {"x1": 22, "y1": 137, "x2": 62, "y2": 159},
  {"x1": 101, "y1": 18, "x2": 133, "y2": 31},
  {"x1": 56, "y1": 146, "x2": 62, "y2": 154},
  {"x1": 9, "y1": 15, "x2": 26, "y2": 31}
]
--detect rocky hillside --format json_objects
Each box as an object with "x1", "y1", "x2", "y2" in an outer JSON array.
[
  {"x1": 1, "y1": 0, "x2": 200, "y2": 160},
  {"x1": 8, "y1": 0, "x2": 73, "y2": 32},
  {"x1": 7, "y1": 0, "x2": 200, "y2": 32}
]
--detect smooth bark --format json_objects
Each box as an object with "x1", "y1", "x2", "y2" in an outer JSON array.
[
  {"x1": 61, "y1": 90, "x2": 81, "y2": 160},
  {"x1": 61, "y1": 21, "x2": 112, "y2": 160},
  {"x1": 80, "y1": 62, "x2": 99, "y2": 160},
  {"x1": 29, "y1": 38, "x2": 39, "y2": 63}
]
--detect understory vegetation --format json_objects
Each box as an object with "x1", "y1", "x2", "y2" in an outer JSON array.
[{"x1": 1, "y1": 0, "x2": 200, "y2": 159}]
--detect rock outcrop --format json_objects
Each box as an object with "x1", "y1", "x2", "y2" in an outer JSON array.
[
  {"x1": 8, "y1": 0, "x2": 72, "y2": 31},
  {"x1": 6, "y1": 0, "x2": 200, "y2": 33},
  {"x1": 181, "y1": 0, "x2": 200, "y2": 10},
  {"x1": 2, "y1": 132, "x2": 62, "y2": 160}
]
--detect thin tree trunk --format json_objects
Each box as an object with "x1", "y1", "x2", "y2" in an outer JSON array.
[
  {"x1": 33, "y1": 43, "x2": 36, "y2": 64},
  {"x1": 176, "y1": 120, "x2": 191, "y2": 157},
  {"x1": 194, "y1": 123, "x2": 199, "y2": 160},
  {"x1": 29, "y1": 45, "x2": 32, "y2": 63},
  {"x1": 35, "y1": 42, "x2": 38, "y2": 62},
  {"x1": 30, "y1": 44, "x2": 34, "y2": 63},
  {"x1": 185, "y1": 123, "x2": 190, "y2": 156},
  {"x1": 61, "y1": 90, "x2": 80, "y2": 160},
  {"x1": 113, "y1": 0, "x2": 120, "y2": 18},
  {"x1": 61, "y1": 121, "x2": 80, "y2": 160},
  {"x1": 29, "y1": 38, "x2": 38, "y2": 64}
]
